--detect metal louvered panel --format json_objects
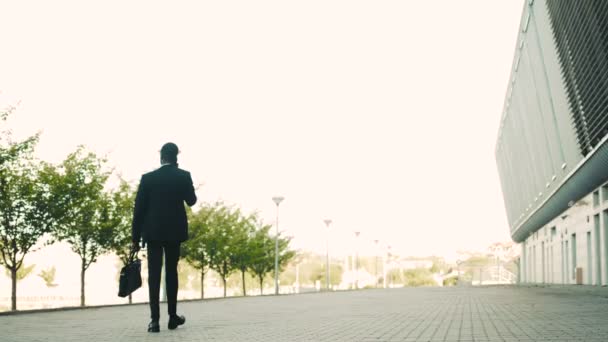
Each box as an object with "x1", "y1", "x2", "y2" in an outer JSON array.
[
  {"x1": 502, "y1": 0, "x2": 608, "y2": 242},
  {"x1": 512, "y1": 139, "x2": 608, "y2": 242},
  {"x1": 546, "y1": 0, "x2": 608, "y2": 155}
]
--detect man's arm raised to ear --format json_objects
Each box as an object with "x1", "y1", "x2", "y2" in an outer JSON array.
[{"x1": 184, "y1": 172, "x2": 197, "y2": 207}]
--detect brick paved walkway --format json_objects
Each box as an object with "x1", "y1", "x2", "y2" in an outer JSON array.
[{"x1": 2, "y1": 285, "x2": 608, "y2": 341}]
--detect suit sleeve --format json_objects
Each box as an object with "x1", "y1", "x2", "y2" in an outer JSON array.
[
  {"x1": 184, "y1": 172, "x2": 197, "y2": 207},
  {"x1": 131, "y1": 175, "x2": 148, "y2": 243}
]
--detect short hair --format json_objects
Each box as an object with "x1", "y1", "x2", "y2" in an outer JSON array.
[{"x1": 160, "y1": 142, "x2": 179, "y2": 163}]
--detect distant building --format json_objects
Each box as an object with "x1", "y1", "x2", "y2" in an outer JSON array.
[{"x1": 496, "y1": 1, "x2": 608, "y2": 285}]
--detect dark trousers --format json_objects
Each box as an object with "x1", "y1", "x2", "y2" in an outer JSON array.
[{"x1": 147, "y1": 241, "x2": 180, "y2": 321}]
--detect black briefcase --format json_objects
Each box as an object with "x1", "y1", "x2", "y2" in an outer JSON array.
[{"x1": 118, "y1": 251, "x2": 142, "y2": 297}]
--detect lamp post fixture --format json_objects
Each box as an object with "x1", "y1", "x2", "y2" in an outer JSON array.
[
  {"x1": 272, "y1": 196, "x2": 284, "y2": 295},
  {"x1": 324, "y1": 219, "x2": 332, "y2": 291},
  {"x1": 354, "y1": 231, "x2": 360, "y2": 289},
  {"x1": 386, "y1": 245, "x2": 391, "y2": 288},
  {"x1": 374, "y1": 239, "x2": 379, "y2": 288},
  {"x1": 456, "y1": 259, "x2": 462, "y2": 286}
]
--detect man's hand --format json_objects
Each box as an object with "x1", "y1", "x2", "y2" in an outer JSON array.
[{"x1": 131, "y1": 241, "x2": 141, "y2": 252}]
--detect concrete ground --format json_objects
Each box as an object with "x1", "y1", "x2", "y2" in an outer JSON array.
[{"x1": 2, "y1": 285, "x2": 608, "y2": 341}]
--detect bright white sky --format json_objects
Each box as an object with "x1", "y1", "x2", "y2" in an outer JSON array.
[{"x1": 0, "y1": 1, "x2": 523, "y2": 261}]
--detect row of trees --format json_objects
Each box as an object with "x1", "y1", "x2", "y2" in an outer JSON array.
[
  {"x1": 183, "y1": 203, "x2": 295, "y2": 298},
  {"x1": 0, "y1": 103, "x2": 141, "y2": 310},
  {"x1": 385, "y1": 268, "x2": 437, "y2": 287},
  {"x1": 0, "y1": 106, "x2": 294, "y2": 310}
]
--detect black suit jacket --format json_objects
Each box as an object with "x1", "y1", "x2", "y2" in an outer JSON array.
[{"x1": 132, "y1": 164, "x2": 197, "y2": 243}]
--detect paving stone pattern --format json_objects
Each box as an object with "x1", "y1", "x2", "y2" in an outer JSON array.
[{"x1": 2, "y1": 285, "x2": 608, "y2": 341}]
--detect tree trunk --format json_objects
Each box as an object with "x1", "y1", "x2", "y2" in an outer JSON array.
[
  {"x1": 222, "y1": 277, "x2": 227, "y2": 297},
  {"x1": 241, "y1": 270, "x2": 246, "y2": 296},
  {"x1": 128, "y1": 294, "x2": 132, "y2": 304},
  {"x1": 259, "y1": 276, "x2": 264, "y2": 295},
  {"x1": 10, "y1": 268, "x2": 17, "y2": 311},
  {"x1": 80, "y1": 260, "x2": 86, "y2": 307},
  {"x1": 201, "y1": 270, "x2": 205, "y2": 299}
]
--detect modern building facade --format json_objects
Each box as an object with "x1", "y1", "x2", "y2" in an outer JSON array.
[{"x1": 495, "y1": 0, "x2": 608, "y2": 285}]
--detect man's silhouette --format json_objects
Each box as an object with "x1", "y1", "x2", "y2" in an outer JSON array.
[{"x1": 131, "y1": 142, "x2": 197, "y2": 333}]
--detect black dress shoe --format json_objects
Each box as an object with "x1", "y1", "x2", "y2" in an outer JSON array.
[
  {"x1": 168, "y1": 315, "x2": 186, "y2": 330},
  {"x1": 148, "y1": 320, "x2": 160, "y2": 333}
]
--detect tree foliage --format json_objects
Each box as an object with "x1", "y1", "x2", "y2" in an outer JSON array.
[
  {"x1": 103, "y1": 179, "x2": 137, "y2": 303},
  {"x1": 0, "y1": 105, "x2": 54, "y2": 310},
  {"x1": 5, "y1": 263, "x2": 36, "y2": 282},
  {"x1": 230, "y1": 213, "x2": 256, "y2": 296},
  {"x1": 183, "y1": 202, "x2": 296, "y2": 297},
  {"x1": 107, "y1": 179, "x2": 137, "y2": 265},
  {"x1": 1, "y1": 100, "x2": 302, "y2": 309},
  {"x1": 403, "y1": 268, "x2": 436, "y2": 287},
  {"x1": 42, "y1": 147, "x2": 114, "y2": 306},
  {"x1": 37, "y1": 266, "x2": 57, "y2": 287},
  {"x1": 205, "y1": 204, "x2": 241, "y2": 297},
  {"x1": 302, "y1": 262, "x2": 342, "y2": 287},
  {"x1": 182, "y1": 203, "x2": 214, "y2": 298},
  {"x1": 248, "y1": 222, "x2": 295, "y2": 294},
  {"x1": 247, "y1": 223, "x2": 274, "y2": 294}
]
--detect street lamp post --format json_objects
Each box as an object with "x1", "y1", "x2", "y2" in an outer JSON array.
[
  {"x1": 456, "y1": 260, "x2": 461, "y2": 286},
  {"x1": 354, "y1": 231, "x2": 360, "y2": 289},
  {"x1": 382, "y1": 248, "x2": 387, "y2": 289},
  {"x1": 272, "y1": 196, "x2": 284, "y2": 295},
  {"x1": 386, "y1": 245, "x2": 391, "y2": 288},
  {"x1": 324, "y1": 219, "x2": 332, "y2": 291},
  {"x1": 295, "y1": 263, "x2": 300, "y2": 293},
  {"x1": 374, "y1": 239, "x2": 379, "y2": 288}
]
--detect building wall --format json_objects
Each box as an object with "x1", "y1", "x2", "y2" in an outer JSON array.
[
  {"x1": 496, "y1": 0, "x2": 608, "y2": 244},
  {"x1": 496, "y1": 0, "x2": 582, "y2": 239},
  {"x1": 496, "y1": 1, "x2": 608, "y2": 283},
  {"x1": 520, "y1": 182, "x2": 608, "y2": 285}
]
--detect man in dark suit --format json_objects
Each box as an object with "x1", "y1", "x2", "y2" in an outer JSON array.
[{"x1": 131, "y1": 142, "x2": 197, "y2": 333}]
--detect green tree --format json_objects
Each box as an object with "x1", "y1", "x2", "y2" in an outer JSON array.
[
  {"x1": 206, "y1": 205, "x2": 241, "y2": 297},
  {"x1": 248, "y1": 222, "x2": 295, "y2": 294},
  {"x1": 403, "y1": 268, "x2": 436, "y2": 287},
  {"x1": 386, "y1": 268, "x2": 403, "y2": 286},
  {"x1": 182, "y1": 204, "x2": 214, "y2": 299},
  {"x1": 5, "y1": 263, "x2": 36, "y2": 282},
  {"x1": 248, "y1": 224, "x2": 274, "y2": 294},
  {"x1": 43, "y1": 147, "x2": 114, "y2": 307},
  {"x1": 443, "y1": 276, "x2": 458, "y2": 287},
  {"x1": 230, "y1": 213, "x2": 256, "y2": 296},
  {"x1": 108, "y1": 180, "x2": 136, "y2": 264},
  {"x1": 37, "y1": 266, "x2": 57, "y2": 287},
  {"x1": 177, "y1": 262, "x2": 197, "y2": 291},
  {"x1": 273, "y1": 232, "x2": 296, "y2": 291},
  {"x1": 0, "y1": 106, "x2": 55, "y2": 311},
  {"x1": 107, "y1": 179, "x2": 137, "y2": 303},
  {"x1": 226, "y1": 270, "x2": 259, "y2": 295},
  {"x1": 305, "y1": 262, "x2": 342, "y2": 288},
  {"x1": 459, "y1": 254, "x2": 495, "y2": 281}
]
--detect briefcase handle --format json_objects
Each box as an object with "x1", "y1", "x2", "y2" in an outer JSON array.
[{"x1": 129, "y1": 250, "x2": 139, "y2": 262}]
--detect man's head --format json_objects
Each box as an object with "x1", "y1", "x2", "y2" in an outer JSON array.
[{"x1": 160, "y1": 142, "x2": 179, "y2": 165}]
